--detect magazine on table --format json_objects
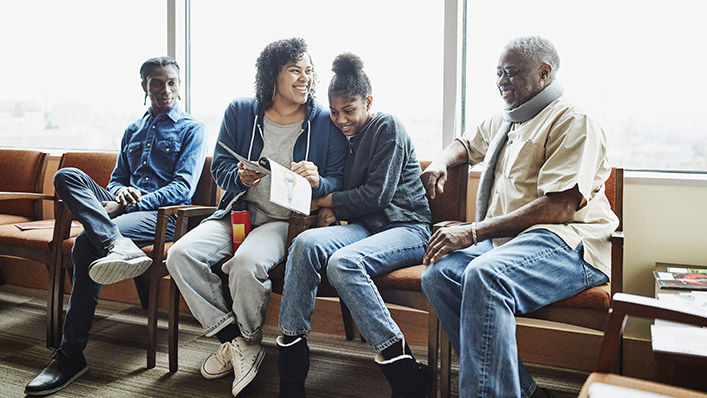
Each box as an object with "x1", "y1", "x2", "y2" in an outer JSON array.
[
  {"x1": 218, "y1": 141, "x2": 311, "y2": 215},
  {"x1": 653, "y1": 270, "x2": 707, "y2": 291}
]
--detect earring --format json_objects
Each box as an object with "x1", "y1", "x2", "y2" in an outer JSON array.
[
  {"x1": 271, "y1": 83, "x2": 277, "y2": 101},
  {"x1": 178, "y1": 94, "x2": 182, "y2": 101},
  {"x1": 143, "y1": 93, "x2": 147, "y2": 105}
]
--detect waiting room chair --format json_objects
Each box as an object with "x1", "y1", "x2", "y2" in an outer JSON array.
[
  {"x1": 143, "y1": 156, "x2": 216, "y2": 371},
  {"x1": 49, "y1": 156, "x2": 216, "y2": 371},
  {"x1": 0, "y1": 149, "x2": 49, "y2": 225},
  {"x1": 579, "y1": 292, "x2": 707, "y2": 397},
  {"x1": 46, "y1": 151, "x2": 120, "y2": 349},
  {"x1": 0, "y1": 152, "x2": 115, "y2": 348},
  {"x1": 435, "y1": 168, "x2": 624, "y2": 397}
]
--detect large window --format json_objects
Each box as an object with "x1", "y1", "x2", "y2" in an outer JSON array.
[
  {"x1": 464, "y1": 0, "x2": 707, "y2": 172},
  {"x1": 189, "y1": 0, "x2": 444, "y2": 160},
  {"x1": 0, "y1": 1, "x2": 166, "y2": 151}
]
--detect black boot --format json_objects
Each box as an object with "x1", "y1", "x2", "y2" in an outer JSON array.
[
  {"x1": 376, "y1": 352, "x2": 429, "y2": 398},
  {"x1": 25, "y1": 348, "x2": 88, "y2": 396},
  {"x1": 277, "y1": 335, "x2": 309, "y2": 398}
]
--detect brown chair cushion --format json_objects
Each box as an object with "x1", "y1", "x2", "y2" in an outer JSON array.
[
  {"x1": 0, "y1": 149, "x2": 46, "y2": 218},
  {"x1": 545, "y1": 283, "x2": 611, "y2": 311},
  {"x1": 0, "y1": 214, "x2": 33, "y2": 226},
  {"x1": 0, "y1": 221, "x2": 81, "y2": 251},
  {"x1": 373, "y1": 264, "x2": 426, "y2": 291},
  {"x1": 140, "y1": 241, "x2": 174, "y2": 259}
]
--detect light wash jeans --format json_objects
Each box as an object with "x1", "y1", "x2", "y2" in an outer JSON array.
[
  {"x1": 53, "y1": 168, "x2": 175, "y2": 355},
  {"x1": 166, "y1": 213, "x2": 288, "y2": 344},
  {"x1": 421, "y1": 229, "x2": 609, "y2": 398},
  {"x1": 279, "y1": 222, "x2": 430, "y2": 351}
]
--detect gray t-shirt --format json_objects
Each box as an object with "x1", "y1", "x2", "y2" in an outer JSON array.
[{"x1": 246, "y1": 117, "x2": 303, "y2": 223}]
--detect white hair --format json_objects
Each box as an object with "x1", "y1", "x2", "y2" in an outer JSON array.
[{"x1": 504, "y1": 36, "x2": 560, "y2": 71}]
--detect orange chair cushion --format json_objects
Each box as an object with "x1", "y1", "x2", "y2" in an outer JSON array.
[
  {"x1": 373, "y1": 264, "x2": 426, "y2": 291},
  {"x1": 0, "y1": 214, "x2": 33, "y2": 226},
  {"x1": 547, "y1": 283, "x2": 611, "y2": 311},
  {"x1": 0, "y1": 221, "x2": 81, "y2": 251},
  {"x1": 140, "y1": 241, "x2": 174, "y2": 259}
]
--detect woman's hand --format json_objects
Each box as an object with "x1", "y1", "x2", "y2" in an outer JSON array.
[
  {"x1": 238, "y1": 162, "x2": 265, "y2": 187},
  {"x1": 291, "y1": 161, "x2": 319, "y2": 188}
]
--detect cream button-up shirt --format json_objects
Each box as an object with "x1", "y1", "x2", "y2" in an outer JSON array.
[{"x1": 457, "y1": 98, "x2": 618, "y2": 277}]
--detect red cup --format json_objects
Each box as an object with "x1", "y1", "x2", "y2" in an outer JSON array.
[{"x1": 230, "y1": 210, "x2": 250, "y2": 252}]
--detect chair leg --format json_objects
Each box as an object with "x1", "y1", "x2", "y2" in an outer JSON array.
[
  {"x1": 427, "y1": 310, "x2": 439, "y2": 398},
  {"x1": 339, "y1": 299, "x2": 357, "y2": 340},
  {"x1": 440, "y1": 330, "x2": 452, "y2": 398},
  {"x1": 168, "y1": 277, "x2": 179, "y2": 373},
  {"x1": 47, "y1": 264, "x2": 66, "y2": 349},
  {"x1": 134, "y1": 274, "x2": 151, "y2": 310},
  {"x1": 146, "y1": 269, "x2": 161, "y2": 369}
]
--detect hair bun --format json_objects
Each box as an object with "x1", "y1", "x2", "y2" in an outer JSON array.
[{"x1": 332, "y1": 53, "x2": 364, "y2": 74}]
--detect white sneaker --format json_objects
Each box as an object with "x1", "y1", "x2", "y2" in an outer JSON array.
[
  {"x1": 201, "y1": 341, "x2": 234, "y2": 380},
  {"x1": 230, "y1": 336, "x2": 266, "y2": 397}
]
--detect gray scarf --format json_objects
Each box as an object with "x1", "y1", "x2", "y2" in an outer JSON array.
[{"x1": 475, "y1": 81, "x2": 564, "y2": 222}]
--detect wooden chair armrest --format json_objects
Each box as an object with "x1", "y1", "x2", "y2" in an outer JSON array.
[
  {"x1": 432, "y1": 220, "x2": 469, "y2": 233},
  {"x1": 156, "y1": 204, "x2": 201, "y2": 217},
  {"x1": 612, "y1": 292, "x2": 707, "y2": 327},
  {"x1": 596, "y1": 292, "x2": 707, "y2": 372},
  {"x1": 0, "y1": 191, "x2": 55, "y2": 201},
  {"x1": 176, "y1": 206, "x2": 218, "y2": 219},
  {"x1": 173, "y1": 206, "x2": 218, "y2": 241},
  {"x1": 286, "y1": 213, "x2": 318, "y2": 248},
  {"x1": 610, "y1": 231, "x2": 623, "y2": 242}
]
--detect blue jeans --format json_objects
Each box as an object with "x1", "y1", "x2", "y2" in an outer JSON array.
[
  {"x1": 53, "y1": 168, "x2": 175, "y2": 355},
  {"x1": 421, "y1": 229, "x2": 608, "y2": 398},
  {"x1": 279, "y1": 222, "x2": 430, "y2": 351}
]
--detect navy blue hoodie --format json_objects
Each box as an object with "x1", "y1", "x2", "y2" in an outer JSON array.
[{"x1": 211, "y1": 97, "x2": 347, "y2": 219}]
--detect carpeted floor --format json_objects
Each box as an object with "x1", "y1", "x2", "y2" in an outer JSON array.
[{"x1": 0, "y1": 284, "x2": 585, "y2": 397}]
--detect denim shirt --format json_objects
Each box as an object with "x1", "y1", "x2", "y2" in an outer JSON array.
[{"x1": 106, "y1": 106, "x2": 208, "y2": 212}]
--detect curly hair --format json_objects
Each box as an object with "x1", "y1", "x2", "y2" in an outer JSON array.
[
  {"x1": 328, "y1": 52, "x2": 371, "y2": 101},
  {"x1": 255, "y1": 37, "x2": 316, "y2": 109}
]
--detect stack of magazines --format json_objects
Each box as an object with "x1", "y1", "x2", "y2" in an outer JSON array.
[{"x1": 653, "y1": 267, "x2": 707, "y2": 291}]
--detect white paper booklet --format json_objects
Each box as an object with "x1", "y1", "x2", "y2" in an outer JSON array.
[
  {"x1": 218, "y1": 141, "x2": 312, "y2": 215},
  {"x1": 268, "y1": 161, "x2": 311, "y2": 215}
]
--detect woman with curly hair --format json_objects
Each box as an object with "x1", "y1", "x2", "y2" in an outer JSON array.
[
  {"x1": 277, "y1": 53, "x2": 431, "y2": 398},
  {"x1": 166, "y1": 38, "x2": 347, "y2": 396}
]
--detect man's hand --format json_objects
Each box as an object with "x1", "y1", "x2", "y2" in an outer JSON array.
[
  {"x1": 238, "y1": 162, "x2": 265, "y2": 187},
  {"x1": 423, "y1": 223, "x2": 475, "y2": 265},
  {"x1": 291, "y1": 161, "x2": 319, "y2": 188},
  {"x1": 101, "y1": 201, "x2": 125, "y2": 219},
  {"x1": 317, "y1": 207, "x2": 337, "y2": 227},
  {"x1": 115, "y1": 186, "x2": 142, "y2": 206},
  {"x1": 421, "y1": 161, "x2": 448, "y2": 200}
]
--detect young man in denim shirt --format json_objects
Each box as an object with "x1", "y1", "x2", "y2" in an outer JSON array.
[{"x1": 25, "y1": 56, "x2": 207, "y2": 396}]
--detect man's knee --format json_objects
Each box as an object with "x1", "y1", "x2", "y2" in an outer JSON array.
[
  {"x1": 53, "y1": 167, "x2": 83, "y2": 189},
  {"x1": 421, "y1": 264, "x2": 441, "y2": 296}
]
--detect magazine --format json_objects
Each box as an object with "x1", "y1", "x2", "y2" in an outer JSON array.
[
  {"x1": 15, "y1": 220, "x2": 81, "y2": 231},
  {"x1": 653, "y1": 270, "x2": 707, "y2": 291},
  {"x1": 218, "y1": 141, "x2": 311, "y2": 215}
]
